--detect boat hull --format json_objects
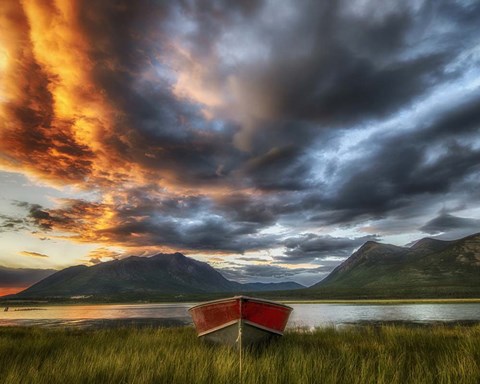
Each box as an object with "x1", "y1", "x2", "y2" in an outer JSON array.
[
  {"x1": 189, "y1": 296, "x2": 292, "y2": 347},
  {"x1": 201, "y1": 320, "x2": 278, "y2": 346}
]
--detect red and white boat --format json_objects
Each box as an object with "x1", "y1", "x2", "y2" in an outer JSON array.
[{"x1": 189, "y1": 296, "x2": 293, "y2": 347}]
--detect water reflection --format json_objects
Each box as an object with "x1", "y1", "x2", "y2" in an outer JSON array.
[
  {"x1": 0, "y1": 303, "x2": 194, "y2": 328},
  {"x1": 1, "y1": 303, "x2": 480, "y2": 328},
  {"x1": 288, "y1": 303, "x2": 480, "y2": 328}
]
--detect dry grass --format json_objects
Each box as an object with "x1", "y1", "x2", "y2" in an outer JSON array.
[{"x1": 0, "y1": 325, "x2": 479, "y2": 383}]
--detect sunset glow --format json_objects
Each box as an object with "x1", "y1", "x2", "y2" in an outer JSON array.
[{"x1": 1, "y1": 0, "x2": 480, "y2": 291}]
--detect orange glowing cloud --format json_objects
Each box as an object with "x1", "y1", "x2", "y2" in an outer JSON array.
[
  {"x1": 0, "y1": 0, "x2": 147, "y2": 190},
  {"x1": 86, "y1": 247, "x2": 124, "y2": 264},
  {"x1": 0, "y1": 1, "x2": 94, "y2": 185},
  {"x1": 0, "y1": 1, "x2": 274, "y2": 258},
  {"x1": 0, "y1": 1, "x2": 242, "y2": 196}
]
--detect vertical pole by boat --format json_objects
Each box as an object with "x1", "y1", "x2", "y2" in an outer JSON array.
[{"x1": 238, "y1": 297, "x2": 243, "y2": 383}]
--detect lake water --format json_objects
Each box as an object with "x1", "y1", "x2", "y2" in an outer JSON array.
[{"x1": 1, "y1": 303, "x2": 480, "y2": 328}]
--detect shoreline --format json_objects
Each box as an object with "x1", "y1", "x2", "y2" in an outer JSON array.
[
  {"x1": 281, "y1": 298, "x2": 480, "y2": 304},
  {"x1": 2, "y1": 297, "x2": 480, "y2": 307},
  {"x1": 1, "y1": 317, "x2": 480, "y2": 330}
]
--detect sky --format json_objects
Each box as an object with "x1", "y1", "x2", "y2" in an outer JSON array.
[{"x1": 1, "y1": 0, "x2": 480, "y2": 294}]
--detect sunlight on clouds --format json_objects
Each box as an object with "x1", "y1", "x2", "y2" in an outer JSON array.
[
  {"x1": 0, "y1": 1, "x2": 93, "y2": 184},
  {"x1": 1, "y1": 1, "x2": 479, "y2": 284},
  {"x1": 170, "y1": 45, "x2": 224, "y2": 120},
  {"x1": 22, "y1": 0, "x2": 102, "y2": 145},
  {"x1": 0, "y1": 1, "x2": 150, "y2": 189},
  {"x1": 21, "y1": 0, "x2": 120, "y2": 173},
  {"x1": 86, "y1": 246, "x2": 125, "y2": 264}
]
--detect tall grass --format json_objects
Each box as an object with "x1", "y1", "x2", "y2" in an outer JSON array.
[{"x1": 0, "y1": 325, "x2": 479, "y2": 384}]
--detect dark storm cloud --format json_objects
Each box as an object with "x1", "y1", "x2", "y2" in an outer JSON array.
[
  {"x1": 221, "y1": 2, "x2": 456, "y2": 128},
  {"x1": 417, "y1": 86, "x2": 480, "y2": 137},
  {"x1": 202, "y1": 1, "x2": 450, "y2": 192},
  {"x1": 290, "y1": 87, "x2": 480, "y2": 227},
  {"x1": 242, "y1": 146, "x2": 314, "y2": 191},
  {"x1": 71, "y1": 0, "x2": 458, "y2": 193},
  {"x1": 17, "y1": 194, "x2": 279, "y2": 254},
  {"x1": 241, "y1": 45, "x2": 447, "y2": 127},
  {"x1": 277, "y1": 234, "x2": 380, "y2": 263},
  {"x1": 95, "y1": 214, "x2": 279, "y2": 253},
  {"x1": 73, "y1": 0, "x2": 247, "y2": 187},
  {"x1": 321, "y1": 112, "x2": 480, "y2": 223},
  {"x1": 213, "y1": 194, "x2": 276, "y2": 225},
  {"x1": 420, "y1": 213, "x2": 480, "y2": 235},
  {"x1": 102, "y1": 189, "x2": 280, "y2": 252},
  {"x1": 2, "y1": 0, "x2": 480, "y2": 265},
  {"x1": 185, "y1": 0, "x2": 480, "y2": 200},
  {"x1": 180, "y1": 0, "x2": 263, "y2": 42}
]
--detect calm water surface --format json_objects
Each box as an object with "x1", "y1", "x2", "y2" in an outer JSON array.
[{"x1": 1, "y1": 303, "x2": 479, "y2": 328}]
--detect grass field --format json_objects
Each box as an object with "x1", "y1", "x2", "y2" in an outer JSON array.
[{"x1": 0, "y1": 325, "x2": 479, "y2": 384}]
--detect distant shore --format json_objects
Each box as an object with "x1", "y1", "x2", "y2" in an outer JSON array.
[
  {"x1": 2, "y1": 297, "x2": 480, "y2": 307},
  {"x1": 281, "y1": 297, "x2": 480, "y2": 304}
]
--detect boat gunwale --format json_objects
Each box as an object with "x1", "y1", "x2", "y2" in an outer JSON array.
[
  {"x1": 188, "y1": 295, "x2": 293, "y2": 311},
  {"x1": 243, "y1": 319, "x2": 284, "y2": 335},
  {"x1": 197, "y1": 319, "x2": 239, "y2": 337}
]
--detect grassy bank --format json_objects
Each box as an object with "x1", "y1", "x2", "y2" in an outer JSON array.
[
  {"x1": 2, "y1": 297, "x2": 480, "y2": 307},
  {"x1": 1, "y1": 326, "x2": 479, "y2": 383}
]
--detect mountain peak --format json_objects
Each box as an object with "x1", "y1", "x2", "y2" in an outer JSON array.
[
  {"x1": 149, "y1": 252, "x2": 186, "y2": 260},
  {"x1": 410, "y1": 237, "x2": 449, "y2": 250},
  {"x1": 357, "y1": 240, "x2": 380, "y2": 251}
]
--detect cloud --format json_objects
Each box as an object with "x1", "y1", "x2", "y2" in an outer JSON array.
[
  {"x1": 18, "y1": 195, "x2": 279, "y2": 254},
  {"x1": 169, "y1": 0, "x2": 465, "y2": 152},
  {"x1": 1, "y1": 0, "x2": 480, "y2": 275},
  {"x1": 277, "y1": 234, "x2": 380, "y2": 264},
  {"x1": 242, "y1": 146, "x2": 314, "y2": 191},
  {"x1": 0, "y1": 214, "x2": 25, "y2": 232},
  {"x1": 420, "y1": 213, "x2": 480, "y2": 235},
  {"x1": 235, "y1": 257, "x2": 271, "y2": 263},
  {"x1": 86, "y1": 247, "x2": 124, "y2": 265},
  {"x1": 0, "y1": 1, "x2": 97, "y2": 185},
  {"x1": 297, "y1": 95, "x2": 480, "y2": 226},
  {"x1": 19, "y1": 251, "x2": 49, "y2": 258},
  {"x1": 212, "y1": 193, "x2": 277, "y2": 225},
  {"x1": 218, "y1": 263, "x2": 332, "y2": 286}
]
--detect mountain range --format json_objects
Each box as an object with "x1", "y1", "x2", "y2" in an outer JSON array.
[
  {"x1": 304, "y1": 232, "x2": 480, "y2": 299},
  {"x1": 7, "y1": 232, "x2": 480, "y2": 300},
  {"x1": 13, "y1": 252, "x2": 303, "y2": 299}
]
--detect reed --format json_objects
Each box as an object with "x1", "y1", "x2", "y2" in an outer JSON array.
[{"x1": 0, "y1": 325, "x2": 479, "y2": 384}]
